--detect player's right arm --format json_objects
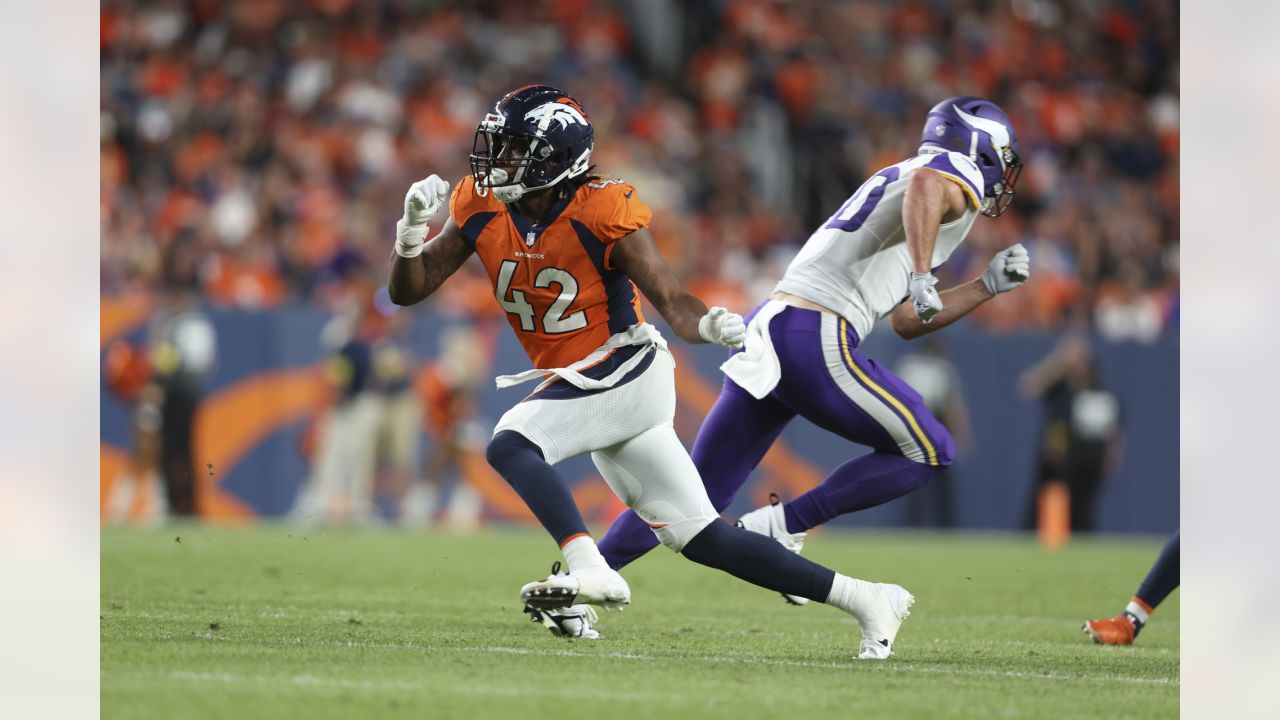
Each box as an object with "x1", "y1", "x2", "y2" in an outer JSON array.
[
  {"x1": 611, "y1": 228, "x2": 745, "y2": 348},
  {"x1": 388, "y1": 219, "x2": 473, "y2": 305},
  {"x1": 890, "y1": 243, "x2": 1030, "y2": 340},
  {"x1": 387, "y1": 175, "x2": 474, "y2": 306},
  {"x1": 890, "y1": 278, "x2": 992, "y2": 340}
]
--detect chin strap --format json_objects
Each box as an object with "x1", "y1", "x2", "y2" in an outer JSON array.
[
  {"x1": 493, "y1": 184, "x2": 526, "y2": 203},
  {"x1": 482, "y1": 146, "x2": 593, "y2": 204}
]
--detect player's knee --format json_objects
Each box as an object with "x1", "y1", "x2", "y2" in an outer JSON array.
[
  {"x1": 636, "y1": 499, "x2": 715, "y2": 553},
  {"x1": 902, "y1": 424, "x2": 954, "y2": 468},
  {"x1": 678, "y1": 520, "x2": 726, "y2": 563},
  {"x1": 485, "y1": 430, "x2": 544, "y2": 473},
  {"x1": 930, "y1": 426, "x2": 956, "y2": 468},
  {"x1": 653, "y1": 519, "x2": 715, "y2": 553}
]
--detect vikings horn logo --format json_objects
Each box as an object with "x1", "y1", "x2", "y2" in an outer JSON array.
[{"x1": 524, "y1": 101, "x2": 588, "y2": 132}]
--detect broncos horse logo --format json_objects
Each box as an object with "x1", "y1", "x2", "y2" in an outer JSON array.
[{"x1": 525, "y1": 100, "x2": 589, "y2": 132}]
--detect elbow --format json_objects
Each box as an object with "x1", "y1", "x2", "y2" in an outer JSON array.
[
  {"x1": 387, "y1": 282, "x2": 416, "y2": 307},
  {"x1": 891, "y1": 312, "x2": 921, "y2": 340}
]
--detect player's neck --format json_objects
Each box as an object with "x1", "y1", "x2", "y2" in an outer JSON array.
[{"x1": 513, "y1": 187, "x2": 559, "y2": 224}]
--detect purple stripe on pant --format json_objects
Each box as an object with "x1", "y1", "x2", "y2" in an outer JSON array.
[
  {"x1": 599, "y1": 303, "x2": 955, "y2": 570},
  {"x1": 832, "y1": 316, "x2": 949, "y2": 465}
]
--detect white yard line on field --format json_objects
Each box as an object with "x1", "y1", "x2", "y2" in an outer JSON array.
[
  {"x1": 923, "y1": 636, "x2": 1177, "y2": 655},
  {"x1": 468, "y1": 645, "x2": 1177, "y2": 687},
  {"x1": 112, "y1": 607, "x2": 1180, "y2": 632},
  {"x1": 167, "y1": 633, "x2": 1176, "y2": 687},
  {"x1": 167, "y1": 671, "x2": 422, "y2": 691},
  {"x1": 154, "y1": 671, "x2": 694, "y2": 703},
  {"x1": 945, "y1": 613, "x2": 1180, "y2": 628}
]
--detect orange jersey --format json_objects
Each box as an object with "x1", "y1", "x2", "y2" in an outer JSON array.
[{"x1": 449, "y1": 176, "x2": 651, "y2": 369}]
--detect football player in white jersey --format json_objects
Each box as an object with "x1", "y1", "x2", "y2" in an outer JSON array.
[{"x1": 595, "y1": 96, "x2": 1032, "y2": 605}]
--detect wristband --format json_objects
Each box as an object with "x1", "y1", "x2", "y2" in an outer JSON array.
[{"x1": 395, "y1": 218, "x2": 428, "y2": 258}]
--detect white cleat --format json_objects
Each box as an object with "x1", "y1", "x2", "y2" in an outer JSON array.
[
  {"x1": 524, "y1": 603, "x2": 601, "y2": 639},
  {"x1": 855, "y1": 583, "x2": 915, "y2": 660},
  {"x1": 737, "y1": 493, "x2": 809, "y2": 605},
  {"x1": 519, "y1": 561, "x2": 631, "y2": 612}
]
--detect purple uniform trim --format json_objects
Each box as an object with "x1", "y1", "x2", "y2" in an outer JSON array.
[
  {"x1": 597, "y1": 302, "x2": 955, "y2": 570},
  {"x1": 833, "y1": 317, "x2": 947, "y2": 466},
  {"x1": 921, "y1": 152, "x2": 982, "y2": 207},
  {"x1": 757, "y1": 304, "x2": 954, "y2": 465}
]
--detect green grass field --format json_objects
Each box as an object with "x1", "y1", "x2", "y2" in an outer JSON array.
[{"x1": 101, "y1": 526, "x2": 1178, "y2": 719}]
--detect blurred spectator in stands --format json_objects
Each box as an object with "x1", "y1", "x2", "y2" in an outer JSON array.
[
  {"x1": 100, "y1": 0, "x2": 1179, "y2": 339},
  {"x1": 1094, "y1": 259, "x2": 1167, "y2": 343},
  {"x1": 895, "y1": 338, "x2": 974, "y2": 528},
  {"x1": 1020, "y1": 333, "x2": 1125, "y2": 533}
]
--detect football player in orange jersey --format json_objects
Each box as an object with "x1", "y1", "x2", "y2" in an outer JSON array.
[{"x1": 389, "y1": 85, "x2": 914, "y2": 657}]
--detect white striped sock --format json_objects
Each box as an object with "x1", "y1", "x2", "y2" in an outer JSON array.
[{"x1": 1124, "y1": 599, "x2": 1151, "y2": 626}]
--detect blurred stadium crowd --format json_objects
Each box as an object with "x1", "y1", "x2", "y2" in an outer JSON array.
[{"x1": 101, "y1": 0, "x2": 1179, "y2": 342}]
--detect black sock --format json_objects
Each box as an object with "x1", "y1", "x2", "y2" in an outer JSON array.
[
  {"x1": 1136, "y1": 530, "x2": 1180, "y2": 607},
  {"x1": 485, "y1": 430, "x2": 588, "y2": 546},
  {"x1": 680, "y1": 520, "x2": 836, "y2": 602}
]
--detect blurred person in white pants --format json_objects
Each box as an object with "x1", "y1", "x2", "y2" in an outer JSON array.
[
  {"x1": 401, "y1": 324, "x2": 486, "y2": 531},
  {"x1": 291, "y1": 306, "x2": 381, "y2": 525}
]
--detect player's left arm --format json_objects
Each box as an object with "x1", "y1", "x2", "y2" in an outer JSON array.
[
  {"x1": 611, "y1": 228, "x2": 744, "y2": 347},
  {"x1": 903, "y1": 168, "x2": 970, "y2": 272},
  {"x1": 903, "y1": 168, "x2": 972, "y2": 322},
  {"x1": 890, "y1": 243, "x2": 1031, "y2": 340}
]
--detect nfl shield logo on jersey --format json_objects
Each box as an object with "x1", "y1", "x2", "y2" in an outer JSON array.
[{"x1": 526, "y1": 230, "x2": 537, "y2": 247}]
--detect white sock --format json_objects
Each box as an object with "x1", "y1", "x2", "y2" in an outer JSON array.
[
  {"x1": 1124, "y1": 598, "x2": 1152, "y2": 626},
  {"x1": 561, "y1": 535, "x2": 608, "y2": 572},
  {"x1": 825, "y1": 573, "x2": 875, "y2": 619}
]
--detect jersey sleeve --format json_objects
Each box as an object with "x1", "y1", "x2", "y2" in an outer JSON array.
[
  {"x1": 448, "y1": 175, "x2": 482, "y2": 227},
  {"x1": 926, "y1": 152, "x2": 986, "y2": 210},
  {"x1": 580, "y1": 180, "x2": 653, "y2": 244},
  {"x1": 449, "y1": 175, "x2": 505, "y2": 250}
]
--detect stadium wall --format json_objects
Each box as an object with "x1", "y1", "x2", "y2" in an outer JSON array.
[{"x1": 100, "y1": 300, "x2": 1178, "y2": 534}]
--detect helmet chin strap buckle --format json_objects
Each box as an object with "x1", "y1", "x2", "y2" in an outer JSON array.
[
  {"x1": 487, "y1": 167, "x2": 526, "y2": 203},
  {"x1": 493, "y1": 184, "x2": 526, "y2": 203}
]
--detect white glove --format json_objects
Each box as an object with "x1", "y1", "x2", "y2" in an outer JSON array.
[
  {"x1": 395, "y1": 174, "x2": 451, "y2": 258},
  {"x1": 980, "y1": 243, "x2": 1031, "y2": 296},
  {"x1": 698, "y1": 307, "x2": 746, "y2": 349},
  {"x1": 909, "y1": 271, "x2": 943, "y2": 323}
]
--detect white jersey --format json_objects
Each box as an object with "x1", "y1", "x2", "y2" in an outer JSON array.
[{"x1": 775, "y1": 150, "x2": 986, "y2": 341}]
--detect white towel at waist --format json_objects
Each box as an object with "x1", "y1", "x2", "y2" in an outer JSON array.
[
  {"x1": 720, "y1": 300, "x2": 788, "y2": 399},
  {"x1": 494, "y1": 323, "x2": 668, "y2": 391}
]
